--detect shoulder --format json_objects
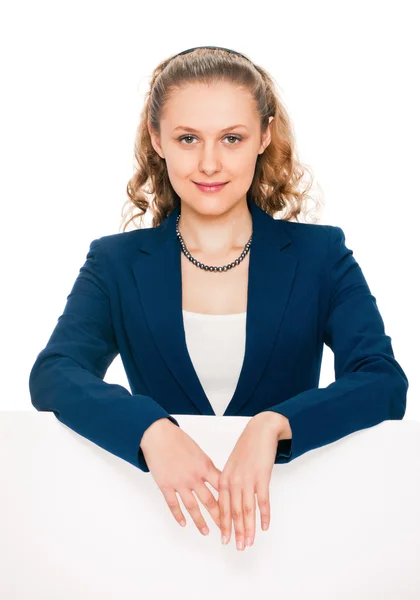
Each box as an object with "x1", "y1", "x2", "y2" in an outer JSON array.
[
  {"x1": 276, "y1": 219, "x2": 343, "y2": 248},
  {"x1": 88, "y1": 226, "x2": 156, "y2": 259},
  {"x1": 274, "y1": 221, "x2": 349, "y2": 270},
  {"x1": 277, "y1": 219, "x2": 342, "y2": 236}
]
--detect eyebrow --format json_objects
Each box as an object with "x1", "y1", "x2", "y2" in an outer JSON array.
[{"x1": 173, "y1": 124, "x2": 248, "y2": 133}]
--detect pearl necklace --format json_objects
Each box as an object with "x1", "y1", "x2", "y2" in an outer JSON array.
[{"x1": 176, "y1": 213, "x2": 252, "y2": 272}]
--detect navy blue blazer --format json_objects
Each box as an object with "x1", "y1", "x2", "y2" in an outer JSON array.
[{"x1": 29, "y1": 197, "x2": 409, "y2": 473}]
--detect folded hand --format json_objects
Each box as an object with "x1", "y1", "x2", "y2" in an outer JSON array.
[{"x1": 218, "y1": 412, "x2": 287, "y2": 550}]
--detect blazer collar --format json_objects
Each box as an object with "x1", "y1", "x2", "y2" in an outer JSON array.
[{"x1": 132, "y1": 197, "x2": 298, "y2": 416}]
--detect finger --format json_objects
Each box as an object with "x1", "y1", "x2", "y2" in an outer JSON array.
[
  {"x1": 242, "y1": 484, "x2": 256, "y2": 547},
  {"x1": 180, "y1": 488, "x2": 211, "y2": 535},
  {"x1": 205, "y1": 465, "x2": 221, "y2": 494},
  {"x1": 194, "y1": 481, "x2": 222, "y2": 531},
  {"x1": 218, "y1": 478, "x2": 232, "y2": 544},
  {"x1": 230, "y1": 481, "x2": 246, "y2": 551},
  {"x1": 161, "y1": 488, "x2": 186, "y2": 527},
  {"x1": 256, "y1": 478, "x2": 271, "y2": 531}
]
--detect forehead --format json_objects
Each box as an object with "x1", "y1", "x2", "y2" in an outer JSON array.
[{"x1": 161, "y1": 82, "x2": 257, "y2": 129}]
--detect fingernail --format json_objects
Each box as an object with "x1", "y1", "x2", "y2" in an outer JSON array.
[
  {"x1": 262, "y1": 522, "x2": 268, "y2": 531},
  {"x1": 237, "y1": 541, "x2": 243, "y2": 550},
  {"x1": 222, "y1": 535, "x2": 227, "y2": 545},
  {"x1": 201, "y1": 527, "x2": 209, "y2": 535},
  {"x1": 246, "y1": 537, "x2": 251, "y2": 546}
]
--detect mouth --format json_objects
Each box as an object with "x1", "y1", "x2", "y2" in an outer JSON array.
[{"x1": 193, "y1": 182, "x2": 228, "y2": 192}]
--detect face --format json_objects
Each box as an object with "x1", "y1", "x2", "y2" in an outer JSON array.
[{"x1": 148, "y1": 81, "x2": 273, "y2": 217}]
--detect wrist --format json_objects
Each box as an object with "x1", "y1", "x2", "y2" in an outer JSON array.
[
  {"x1": 255, "y1": 411, "x2": 292, "y2": 441},
  {"x1": 140, "y1": 417, "x2": 173, "y2": 451}
]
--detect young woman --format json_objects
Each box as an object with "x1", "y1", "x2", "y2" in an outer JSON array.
[{"x1": 29, "y1": 46, "x2": 408, "y2": 552}]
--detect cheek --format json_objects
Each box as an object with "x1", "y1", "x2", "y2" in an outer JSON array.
[
  {"x1": 165, "y1": 158, "x2": 190, "y2": 180},
  {"x1": 174, "y1": 157, "x2": 197, "y2": 177},
  {"x1": 235, "y1": 155, "x2": 259, "y2": 181}
]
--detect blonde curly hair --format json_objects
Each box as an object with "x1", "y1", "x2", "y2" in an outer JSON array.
[{"x1": 120, "y1": 46, "x2": 324, "y2": 232}]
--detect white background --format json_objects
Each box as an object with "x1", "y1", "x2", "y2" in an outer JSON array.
[{"x1": 1, "y1": 0, "x2": 418, "y2": 419}]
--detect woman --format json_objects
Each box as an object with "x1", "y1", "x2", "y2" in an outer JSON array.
[{"x1": 29, "y1": 46, "x2": 409, "y2": 552}]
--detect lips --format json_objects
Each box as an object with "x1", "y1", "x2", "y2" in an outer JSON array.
[
  {"x1": 194, "y1": 182, "x2": 227, "y2": 186},
  {"x1": 194, "y1": 182, "x2": 228, "y2": 192}
]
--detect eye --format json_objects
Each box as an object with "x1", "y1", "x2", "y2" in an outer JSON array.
[{"x1": 178, "y1": 134, "x2": 242, "y2": 145}]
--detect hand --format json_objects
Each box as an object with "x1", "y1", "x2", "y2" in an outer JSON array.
[
  {"x1": 140, "y1": 418, "x2": 223, "y2": 536},
  {"x1": 218, "y1": 412, "x2": 287, "y2": 550}
]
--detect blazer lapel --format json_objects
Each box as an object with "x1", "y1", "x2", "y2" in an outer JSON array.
[{"x1": 132, "y1": 197, "x2": 298, "y2": 416}]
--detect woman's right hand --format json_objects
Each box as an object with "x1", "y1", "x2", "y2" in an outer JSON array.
[{"x1": 140, "y1": 418, "x2": 223, "y2": 536}]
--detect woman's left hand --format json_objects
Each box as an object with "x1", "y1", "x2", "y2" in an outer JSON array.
[{"x1": 217, "y1": 411, "x2": 289, "y2": 551}]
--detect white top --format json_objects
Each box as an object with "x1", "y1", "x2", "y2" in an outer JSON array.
[{"x1": 182, "y1": 309, "x2": 247, "y2": 416}]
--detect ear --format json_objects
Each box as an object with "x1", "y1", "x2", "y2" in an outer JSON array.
[
  {"x1": 259, "y1": 116, "x2": 274, "y2": 154},
  {"x1": 148, "y1": 122, "x2": 165, "y2": 159}
]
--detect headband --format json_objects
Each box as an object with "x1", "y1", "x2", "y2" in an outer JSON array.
[{"x1": 166, "y1": 45, "x2": 254, "y2": 66}]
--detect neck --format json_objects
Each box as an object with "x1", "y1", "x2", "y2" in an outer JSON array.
[{"x1": 177, "y1": 199, "x2": 252, "y2": 259}]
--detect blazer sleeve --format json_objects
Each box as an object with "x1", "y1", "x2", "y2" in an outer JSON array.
[
  {"x1": 259, "y1": 225, "x2": 409, "y2": 464},
  {"x1": 28, "y1": 238, "x2": 180, "y2": 473}
]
